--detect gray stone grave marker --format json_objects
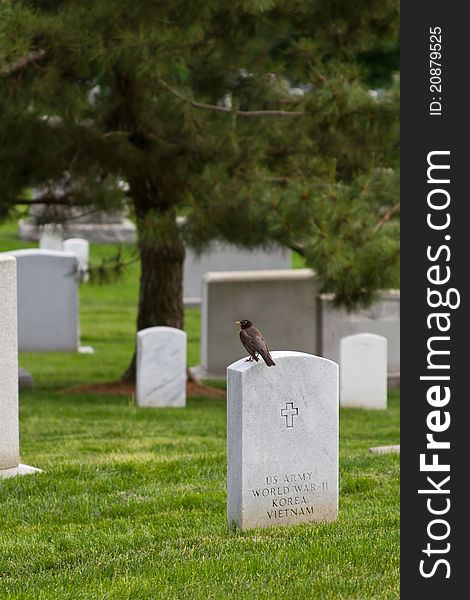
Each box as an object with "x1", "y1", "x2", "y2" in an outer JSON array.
[
  {"x1": 200, "y1": 269, "x2": 319, "y2": 378},
  {"x1": 227, "y1": 351, "x2": 338, "y2": 529},
  {"x1": 0, "y1": 249, "x2": 79, "y2": 352},
  {"x1": 317, "y1": 291, "x2": 400, "y2": 380},
  {"x1": 0, "y1": 255, "x2": 41, "y2": 478},
  {"x1": 136, "y1": 327, "x2": 187, "y2": 407},
  {"x1": 340, "y1": 333, "x2": 387, "y2": 409},
  {"x1": 183, "y1": 241, "x2": 291, "y2": 305}
]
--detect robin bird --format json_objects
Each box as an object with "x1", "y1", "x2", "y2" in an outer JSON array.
[{"x1": 235, "y1": 319, "x2": 276, "y2": 367}]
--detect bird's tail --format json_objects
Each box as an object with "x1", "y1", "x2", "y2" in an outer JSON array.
[{"x1": 260, "y1": 351, "x2": 276, "y2": 367}]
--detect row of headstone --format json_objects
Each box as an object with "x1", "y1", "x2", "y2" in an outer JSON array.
[
  {"x1": 0, "y1": 257, "x2": 377, "y2": 532},
  {"x1": 134, "y1": 328, "x2": 387, "y2": 412},
  {"x1": 76, "y1": 283, "x2": 380, "y2": 535},
  {"x1": 27, "y1": 211, "x2": 290, "y2": 302},
  {"x1": 38, "y1": 226, "x2": 289, "y2": 298},
  {"x1": 19, "y1": 203, "x2": 136, "y2": 244},
  {"x1": 0, "y1": 255, "x2": 41, "y2": 478},
  {"x1": 2, "y1": 260, "x2": 339, "y2": 529},
  {"x1": 198, "y1": 269, "x2": 399, "y2": 384}
]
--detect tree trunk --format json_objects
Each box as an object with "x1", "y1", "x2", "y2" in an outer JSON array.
[{"x1": 121, "y1": 201, "x2": 185, "y2": 382}]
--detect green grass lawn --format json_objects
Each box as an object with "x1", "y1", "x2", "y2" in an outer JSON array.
[{"x1": 0, "y1": 218, "x2": 399, "y2": 599}]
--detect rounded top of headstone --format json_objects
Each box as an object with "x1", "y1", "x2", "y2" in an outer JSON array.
[
  {"x1": 138, "y1": 326, "x2": 187, "y2": 339},
  {"x1": 203, "y1": 269, "x2": 315, "y2": 283},
  {"x1": 4, "y1": 248, "x2": 77, "y2": 260},
  {"x1": 227, "y1": 350, "x2": 338, "y2": 374},
  {"x1": 319, "y1": 289, "x2": 399, "y2": 300},
  {"x1": 341, "y1": 332, "x2": 387, "y2": 344},
  {"x1": 64, "y1": 238, "x2": 89, "y2": 246}
]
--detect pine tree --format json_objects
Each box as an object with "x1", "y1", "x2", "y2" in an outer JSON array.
[{"x1": 0, "y1": 0, "x2": 399, "y2": 378}]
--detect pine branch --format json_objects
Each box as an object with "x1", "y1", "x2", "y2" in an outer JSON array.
[
  {"x1": 0, "y1": 49, "x2": 47, "y2": 76},
  {"x1": 88, "y1": 252, "x2": 139, "y2": 285},
  {"x1": 158, "y1": 78, "x2": 305, "y2": 118},
  {"x1": 13, "y1": 196, "x2": 73, "y2": 206},
  {"x1": 289, "y1": 242, "x2": 305, "y2": 255},
  {"x1": 255, "y1": 175, "x2": 292, "y2": 183},
  {"x1": 101, "y1": 131, "x2": 131, "y2": 140},
  {"x1": 57, "y1": 207, "x2": 103, "y2": 221},
  {"x1": 372, "y1": 202, "x2": 400, "y2": 235},
  {"x1": 14, "y1": 200, "x2": 122, "y2": 221}
]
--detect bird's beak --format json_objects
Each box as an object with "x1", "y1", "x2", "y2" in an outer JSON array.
[{"x1": 234, "y1": 320, "x2": 241, "y2": 325}]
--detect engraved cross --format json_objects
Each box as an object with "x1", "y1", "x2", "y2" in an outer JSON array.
[{"x1": 281, "y1": 402, "x2": 299, "y2": 428}]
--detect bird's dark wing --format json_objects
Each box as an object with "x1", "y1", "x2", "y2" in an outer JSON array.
[
  {"x1": 240, "y1": 329, "x2": 258, "y2": 358},
  {"x1": 247, "y1": 327, "x2": 276, "y2": 366},
  {"x1": 250, "y1": 328, "x2": 271, "y2": 354}
]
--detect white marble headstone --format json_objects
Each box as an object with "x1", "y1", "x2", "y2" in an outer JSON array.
[
  {"x1": 39, "y1": 224, "x2": 64, "y2": 251},
  {"x1": 340, "y1": 333, "x2": 387, "y2": 409},
  {"x1": 227, "y1": 351, "x2": 338, "y2": 529},
  {"x1": 63, "y1": 238, "x2": 90, "y2": 281},
  {"x1": 136, "y1": 327, "x2": 187, "y2": 408}
]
